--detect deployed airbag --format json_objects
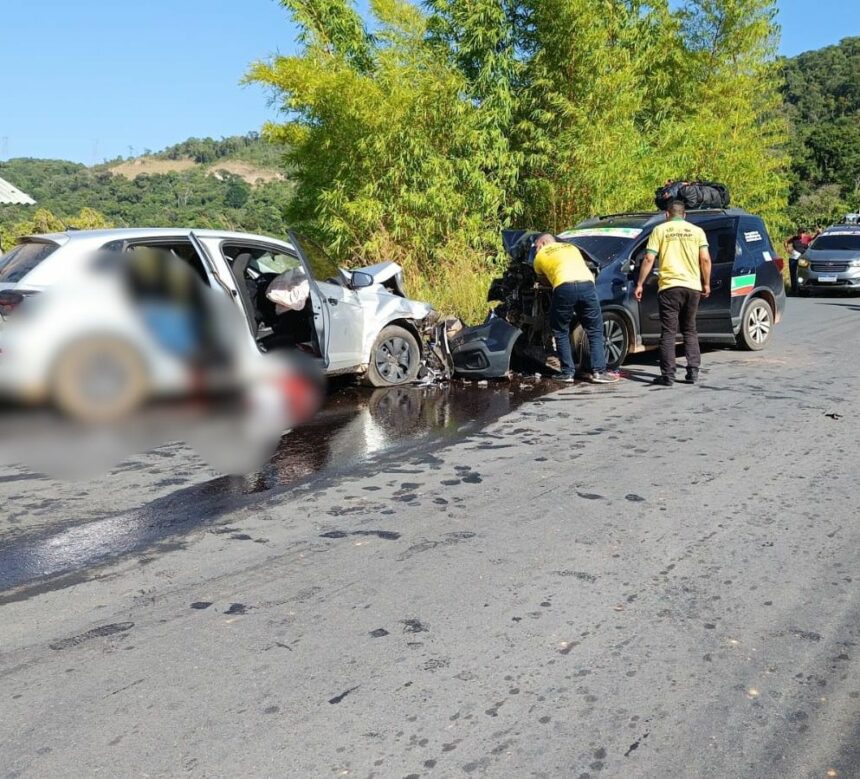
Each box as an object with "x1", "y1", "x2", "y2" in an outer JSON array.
[{"x1": 267, "y1": 267, "x2": 310, "y2": 314}]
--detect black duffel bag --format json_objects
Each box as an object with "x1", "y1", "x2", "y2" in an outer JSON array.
[
  {"x1": 655, "y1": 180, "x2": 730, "y2": 210},
  {"x1": 681, "y1": 181, "x2": 730, "y2": 209}
]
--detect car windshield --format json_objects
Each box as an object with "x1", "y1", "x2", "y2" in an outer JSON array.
[
  {"x1": 562, "y1": 235, "x2": 638, "y2": 267},
  {"x1": 811, "y1": 233, "x2": 860, "y2": 252},
  {"x1": 0, "y1": 241, "x2": 58, "y2": 283},
  {"x1": 559, "y1": 224, "x2": 642, "y2": 268}
]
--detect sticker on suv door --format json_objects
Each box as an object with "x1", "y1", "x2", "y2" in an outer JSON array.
[{"x1": 731, "y1": 274, "x2": 756, "y2": 296}]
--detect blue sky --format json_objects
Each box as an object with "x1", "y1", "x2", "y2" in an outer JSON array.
[{"x1": 0, "y1": 0, "x2": 855, "y2": 164}]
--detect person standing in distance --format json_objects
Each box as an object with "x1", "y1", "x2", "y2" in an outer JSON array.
[
  {"x1": 532, "y1": 234, "x2": 619, "y2": 384},
  {"x1": 634, "y1": 201, "x2": 711, "y2": 386}
]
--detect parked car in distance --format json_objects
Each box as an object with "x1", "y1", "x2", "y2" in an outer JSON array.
[
  {"x1": 473, "y1": 208, "x2": 786, "y2": 375},
  {"x1": 796, "y1": 224, "x2": 860, "y2": 295},
  {"x1": 0, "y1": 228, "x2": 439, "y2": 419}
]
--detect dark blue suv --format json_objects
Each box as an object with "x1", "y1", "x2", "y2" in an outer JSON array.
[{"x1": 465, "y1": 209, "x2": 786, "y2": 375}]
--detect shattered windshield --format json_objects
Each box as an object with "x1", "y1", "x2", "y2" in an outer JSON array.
[
  {"x1": 558, "y1": 226, "x2": 644, "y2": 266},
  {"x1": 560, "y1": 234, "x2": 638, "y2": 266}
]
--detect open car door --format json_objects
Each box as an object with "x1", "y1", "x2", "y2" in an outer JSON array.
[{"x1": 288, "y1": 230, "x2": 366, "y2": 372}]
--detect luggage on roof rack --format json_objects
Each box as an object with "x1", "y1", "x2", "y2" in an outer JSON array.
[{"x1": 655, "y1": 180, "x2": 730, "y2": 211}]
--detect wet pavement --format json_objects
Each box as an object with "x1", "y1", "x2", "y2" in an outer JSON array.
[{"x1": 0, "y1": 377, "x2": 560, "y2": 595}]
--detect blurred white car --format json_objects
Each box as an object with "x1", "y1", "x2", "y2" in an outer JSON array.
[{"x1": 0, "y1": 228, "x2": 437, "y2": 420}]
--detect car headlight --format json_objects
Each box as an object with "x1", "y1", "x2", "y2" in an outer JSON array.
[
  {"x1": 849, "y1": 259, "x2": 860, "y2": 268},
  {"x1": 797, "y1": 258, "x2": 809, "y2": 268}
]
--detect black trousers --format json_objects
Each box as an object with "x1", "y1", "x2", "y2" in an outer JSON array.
[{"x1": 658, "y1": 286, "x2": 701, "y2": 378}]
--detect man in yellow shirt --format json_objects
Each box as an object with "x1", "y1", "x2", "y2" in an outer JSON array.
[
  {"x1": 533, "y1": 233, "x2": 618, "y2": 384},
  {"x1": 634, "y1": 201, "x2": 712, "y2": 386}
]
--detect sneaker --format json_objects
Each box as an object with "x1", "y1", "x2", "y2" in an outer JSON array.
[
  {"x1": 545, "y1": 355, "x2": 562, "y2": 372},
  {"x1": 590, "y1": 371, "x2": 619, "y2": 384},
  {"x1": 557, "y1": 373, "x2": 576, "y2": 384},
  {"x1": 651, "y1": 375, "x2": 674, "y2": 386},
  {"x1": 684, "y1": 368, "x2": 699, "y2": 384}
]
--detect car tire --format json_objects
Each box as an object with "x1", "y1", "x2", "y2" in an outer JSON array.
[
  {"x1": 51, "y1": 336, "x2": 149, "y2": 422},
  {"x1": 365, "y1": 325, "x2": 421, "y2": 387},
  {"x1": 736, "y1": 297, "x2": 773, "y2": 351},
  {"x1": 572, "y1": 311, "x2": 630, "y2": 372}
]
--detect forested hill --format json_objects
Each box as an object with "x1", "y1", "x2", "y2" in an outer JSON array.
[
  {"x1": 783, "y1": 36, "x2": 860, "y2": 225},
  {"x1": 0, "y1": 133, "x2": 292, "y2": 243}
]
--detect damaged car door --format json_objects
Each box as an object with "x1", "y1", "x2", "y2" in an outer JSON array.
[{"x1": 289, "y1": 231, "x2": 366, "y2": 373}]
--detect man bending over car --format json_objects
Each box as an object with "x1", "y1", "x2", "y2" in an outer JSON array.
[
  {"x1": 532, "y1": 234, "x2": 618, "y2": 384},
  {"x1": 634, "y1": 200, "x2": 711, "y2": 386}
]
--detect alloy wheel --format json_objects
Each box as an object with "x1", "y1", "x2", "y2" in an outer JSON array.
[
  {"x1": 603, "y1": 318, "x2": 627, "y2": 365},
  {"x1": 375, "y1": 336, "x2": 415, "y2": 383},
  {"x1": 747, "y1": 304, "x2": 771, "y2": 345}
]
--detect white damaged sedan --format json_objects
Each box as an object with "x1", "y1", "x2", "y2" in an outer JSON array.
[{"x1": 0, "y1": 227, "x2": 438, "y2": 416}]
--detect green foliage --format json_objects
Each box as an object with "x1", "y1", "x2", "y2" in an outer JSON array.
[
  {"x1": 0, "y1": 207, "x2": 112, "y2": 252},
  {"x1": 660, "y1": 0, "x2": 789, "y2": 234},
  {"x1": 788, "y1": 184, "x2": 851, "y2": 231},
  {"x1": 0, "y1": 134, "x2": 294, "y2": 244},
  {"x1": 248, "y1": 0, "x2": 790, "y2": 317},
  {"x1": 247, "y1": 0, "x2": 514, "y2": 319},
  {"x1": 782, "y1": 36, "x2": 860, "y2": 227}
]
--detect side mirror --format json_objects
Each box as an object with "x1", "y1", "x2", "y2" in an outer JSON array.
[{"x1": 350, "y1": 271, "x2": 374, "y2": 289}]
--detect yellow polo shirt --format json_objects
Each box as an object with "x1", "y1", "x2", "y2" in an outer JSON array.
[
  {"x1": 534, "y1": 242, "x2": 594, "y2": 289},
  {"x1": 645, "y1": 219, "x2": 709, "y2": 292}
]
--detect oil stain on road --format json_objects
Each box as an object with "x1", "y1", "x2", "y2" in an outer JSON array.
[{"x1": 0, "y1": 379, "x2": 557, "y2": 597}]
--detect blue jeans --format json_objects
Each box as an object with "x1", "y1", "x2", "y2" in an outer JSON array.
[{"x1": 549, "y1": 281, "x2": 606, "y2": 375}]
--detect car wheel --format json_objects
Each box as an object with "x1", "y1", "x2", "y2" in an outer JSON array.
[
  {"x1": 572, "y1": 311, "x2": 630, "y2": 372},
  {"x1": 736, "y1": 297, "x2": 773, "y2": 351},
  {"x1": 365, "y1": 325, "x2": 421, "y2": 387},
  {"x1": 51, "y1": 336, "x2": 149, "y2": 422}
]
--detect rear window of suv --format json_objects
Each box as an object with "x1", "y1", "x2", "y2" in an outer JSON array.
[
  {"x1": 0, "y1": 241, "x2": 58, "y2": 283},
  {"x1": 810, "y1": 232, "x2": 860, "y2": 252}
]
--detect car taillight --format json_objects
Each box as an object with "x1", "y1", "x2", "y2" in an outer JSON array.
[
  {"x1": 0, "y1": 291, "x2": 24, "y2": 316},
  {"x1": 773, "y1": 256, "x2": 785, "y2": 272}
]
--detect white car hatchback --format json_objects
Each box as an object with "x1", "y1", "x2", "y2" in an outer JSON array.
[{"x1": 0, "y1": 228, "x2": 438, "y2": 419}]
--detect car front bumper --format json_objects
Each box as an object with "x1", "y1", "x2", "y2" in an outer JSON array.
[{"x1": 797, "y1": 266, "x2": 860, "y2": 291}]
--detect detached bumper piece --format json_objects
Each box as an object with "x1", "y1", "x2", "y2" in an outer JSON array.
[{"x1": 448, "y1": 318, "x2": 521, "y2": 379}]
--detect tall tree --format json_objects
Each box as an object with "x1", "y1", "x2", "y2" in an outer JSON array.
[
  {"x1": 246, "y1": 0, "x2": 516, "y2": 319},
  {"x1": 514, "y1": 0, "x2": 657, "y2": 229},
  {"x1": 661, "y1": 0, "x2": 789, "y2": 233}
]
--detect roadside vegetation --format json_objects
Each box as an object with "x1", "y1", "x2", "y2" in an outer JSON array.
[{"x1": 783, "y1": 37, "x2": 860, "y2": 228}]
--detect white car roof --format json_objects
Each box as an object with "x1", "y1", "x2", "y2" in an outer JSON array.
[
  {"x1": 9, "y1": 229, "x2": 297, "y2": 290},
  {"x1": 27, "y1": 227, "x2": 293, "y2": 246}
]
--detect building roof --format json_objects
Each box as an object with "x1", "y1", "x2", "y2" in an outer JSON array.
[{"x1": 0, "y1": 176, "x2": 36, "y2": 205}]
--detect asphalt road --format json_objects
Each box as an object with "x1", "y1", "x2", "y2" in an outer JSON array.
[{"x1": 1, "y1": 297, "x2": 859, "y2": 779}]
